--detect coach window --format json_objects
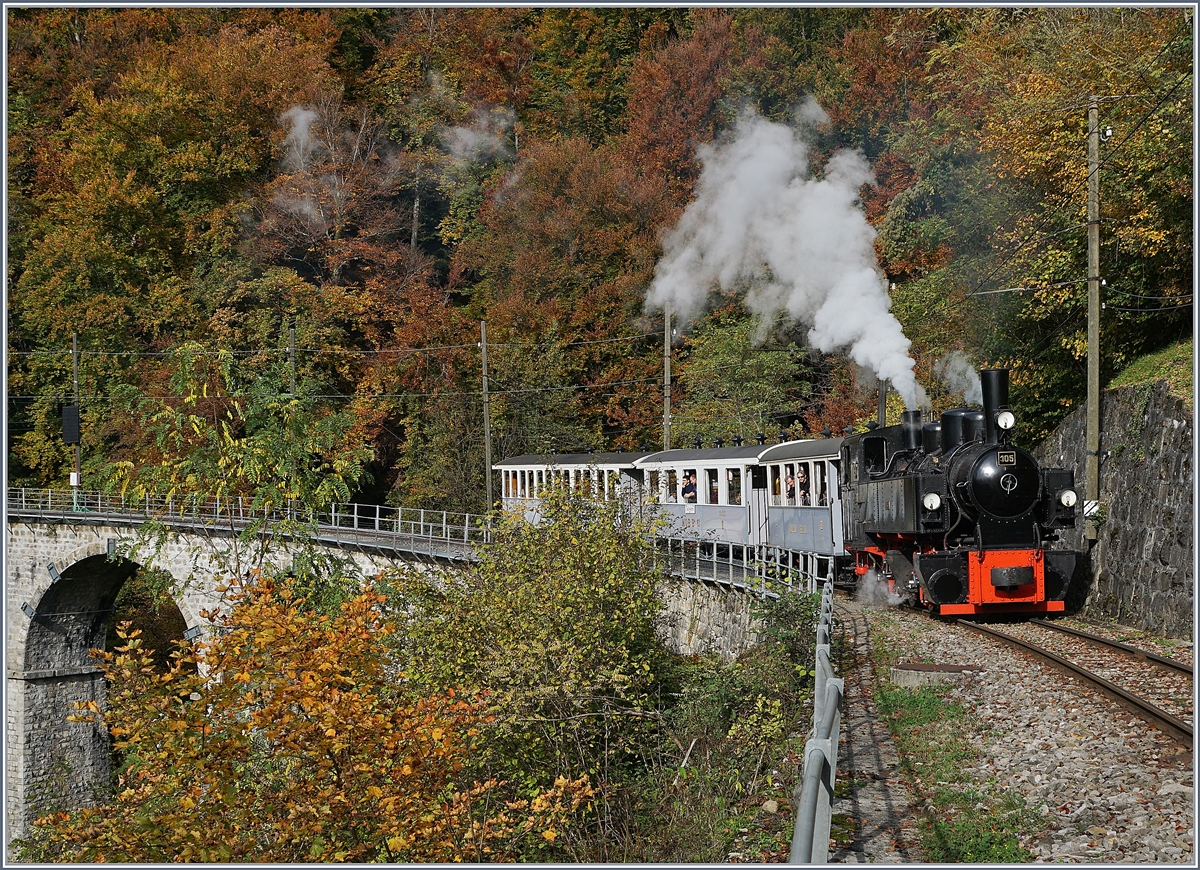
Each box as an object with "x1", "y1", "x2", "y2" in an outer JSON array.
[
  {"x1": 795, "y1": 462, "x2": 811, "y2": 505},
  {"x1": 815, "y1": 462, "x2": 829, "y2": 505},
  {"x1": 606, "y1": 471, "x2": 618, "y2": 500},
  {"x1": 665, "y1": 469, "x2": 679, "y2": 502},
  {"x1": 536, "y1": 470, "x2": 544, "y2": 495},
  {"x1": 681, "y1": 468, "x2": 698, "y2": 503},
  {"x1": 726, "y1": 468, "x2": 742, "y2": 506},
  {"x1": 770, "y1": 465, "x2": 782, "y2": 506},
  {"x1": 704, "y1": 468, "x2": 719, "y2": 504},
  {"x1": 648, "y1": 470, "x2": 660, "y2": 503}
]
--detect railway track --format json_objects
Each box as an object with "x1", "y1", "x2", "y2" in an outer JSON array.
[{"x1": 955, "y1": 618, "x2": 1193, "y2": 747}]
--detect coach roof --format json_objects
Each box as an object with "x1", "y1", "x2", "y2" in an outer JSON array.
[{"x1": 494, "y1": 452, "x2": 652, "y2": 467}]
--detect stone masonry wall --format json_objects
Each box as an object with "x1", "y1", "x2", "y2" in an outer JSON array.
[
  {"x1": 1035, "y1": 380, "x2": 1193, "y2": 639},
  {"x1": 657, "y1": 580, "x2": 762, "y2": 660}
]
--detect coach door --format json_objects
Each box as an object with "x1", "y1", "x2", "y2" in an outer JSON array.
[{"x1": 746, "y1": 465, "x2": 769, "y2": 549}]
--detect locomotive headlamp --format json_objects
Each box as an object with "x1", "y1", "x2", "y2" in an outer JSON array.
[
  {"x1": 1059, "y1": 489, "x2": 1078, "y2": 508},
  {"x1": 922, "y1": 492, "x2": 942, "y2": 511},
  {"x1": 995, "y1": 410, "x2": 1016, "y2": 430}
]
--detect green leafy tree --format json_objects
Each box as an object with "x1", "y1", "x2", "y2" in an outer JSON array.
[
  {"x1": 386, "y1": 485, "x2": 673, "y2": 856},
  {"x1": 671, "y1": 305, "x2": 812, "y2": 444},
  {"x1": 99, "y1": 341, "x2": 374, "y2": 610}
]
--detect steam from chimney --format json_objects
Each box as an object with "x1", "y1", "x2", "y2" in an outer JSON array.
[
  {"x1": 645, "y1": 105, "x2": 928, "y2": 409},
  {"x1": 440, "y1": 106, "x2": 516, "y2": 163},
  {"x1": 933, "y1": 351, "x2": 984, "y2": 405},
  {"x1": 280, "y1": 106, "x2": 320, "y2": 173}
]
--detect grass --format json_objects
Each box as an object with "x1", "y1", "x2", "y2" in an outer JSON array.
[
  {"x1": 868, "y1": 615, "x2": 1045, "y2": 863},
  {"x1": 1108, "y1": 337, "x2": 1193, "y2": 412}
]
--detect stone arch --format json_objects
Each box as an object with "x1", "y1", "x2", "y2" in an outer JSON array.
[
  {"x1": 13, "y1": 539, "x2": 200, "y2": 839},
  {"x1": 12, "y1": 535, "x2": 200, "y2": 670}
]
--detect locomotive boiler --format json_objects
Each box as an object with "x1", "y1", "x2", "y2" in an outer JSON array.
[{"x1": 839, "y1": 369, "x2": 1083, "y2": 616}]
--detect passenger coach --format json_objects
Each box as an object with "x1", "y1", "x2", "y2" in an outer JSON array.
[{"x1": 495, "y1": 436, "x2": 849, "y2": 588}]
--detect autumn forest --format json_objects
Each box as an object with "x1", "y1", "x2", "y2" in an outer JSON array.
[{"x1": 7, "y1": 7, "x2": 1193, "y2": 513}]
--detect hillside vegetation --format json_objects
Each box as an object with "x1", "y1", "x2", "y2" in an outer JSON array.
[
  {"x1": 7, "y1": 8, "x2": 1192, "y2": 510},
  {"x1": 1108, "y1": 338, "x2": 1194, "y2": 412}
]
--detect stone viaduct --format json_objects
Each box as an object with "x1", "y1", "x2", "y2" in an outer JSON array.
[{"x1": 4, "y1": 490, "x2": 775, "y2": 848}]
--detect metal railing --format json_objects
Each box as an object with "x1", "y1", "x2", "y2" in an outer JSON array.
[
  {"x1": 6, "y1": 489, "x2": 489, "y2": 562},
  {"x1": 651, "y1": 537, "x2": 833, "y2": 598},
  {"x1": 7, "y1": 489, "x2": 838, "y2": 593},
  {"x1": 790, "y1": 580, "x2": 844, "y2": 863}
]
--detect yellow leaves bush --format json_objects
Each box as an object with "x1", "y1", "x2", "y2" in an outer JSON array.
[{"x1": 16, "y1": 573, "x2": 588, "y2": 863}]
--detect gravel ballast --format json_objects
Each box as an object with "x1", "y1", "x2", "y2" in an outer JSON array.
[{"x1": 853, "y1": 599, "x2": 1194, "y2": 864}]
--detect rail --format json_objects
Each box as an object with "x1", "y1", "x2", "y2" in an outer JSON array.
[
  {"x1": 958, "y1": 619, "x2": 1193, "y2": 746},
  {"x1": 790, "y1": 580, "x2": 843, "y2": 864},
  {"x1": 5, "y1": 488, "x2": 489, "y2": 561},
  {"x1": 1029, "y1": 618, "x2": 1193, "y2": 676}
]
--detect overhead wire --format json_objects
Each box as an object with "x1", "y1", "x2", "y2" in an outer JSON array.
[
  {"x1": 1102, "y1": 300, "x2": 1193, "y2": 313},
  {"x1": 7, "y1": 330, "x2": 663, "y2": 361}
]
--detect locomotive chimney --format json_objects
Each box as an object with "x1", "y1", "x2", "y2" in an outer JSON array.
[
  {"x1": 901, "y1": 409, "x2": 922, "y2": 450},
  {"x1": 981, "y1": 368, "x2": 1010, "y2": 445}
]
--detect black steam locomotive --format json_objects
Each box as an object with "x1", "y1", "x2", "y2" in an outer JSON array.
[{"x1": 839, "y1": 369, "x2": 1083, "y2": 616}]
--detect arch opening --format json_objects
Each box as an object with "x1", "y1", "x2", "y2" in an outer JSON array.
[{"x1": 19, "y1": 555, "x2": 191, "y2": 831}]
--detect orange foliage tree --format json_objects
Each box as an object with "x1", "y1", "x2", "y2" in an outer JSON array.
[{"x1": 14, "y1": 575, "x2": 592, "y2": 863}]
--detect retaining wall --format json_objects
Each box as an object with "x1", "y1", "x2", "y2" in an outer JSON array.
[
  {"x1": 1036, "y1": 380, "x2": 1193, "y2": 639},
  {"x1": 657, "y1": 580, "x2": 762, "y2": 659}
]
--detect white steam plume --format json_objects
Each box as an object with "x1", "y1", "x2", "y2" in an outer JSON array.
[
  {"x1": 856, "y1": 568, "x2": 905, "y2": 607},
  {"x1": 280, "y1": 106, "x2": 320, "y2": 173},
  {"x1": 441, "y1": 106, "x2": 516, "y2": 163},
  {"x1": 933, "y1": 351, "x2": 983, "y2": 405},
  {"x1": 646, "y1": 106, "x2": 927, "y2": 408},
  {"x1": 275, "y1": 106, "x2": 326, "y2": 229}
]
